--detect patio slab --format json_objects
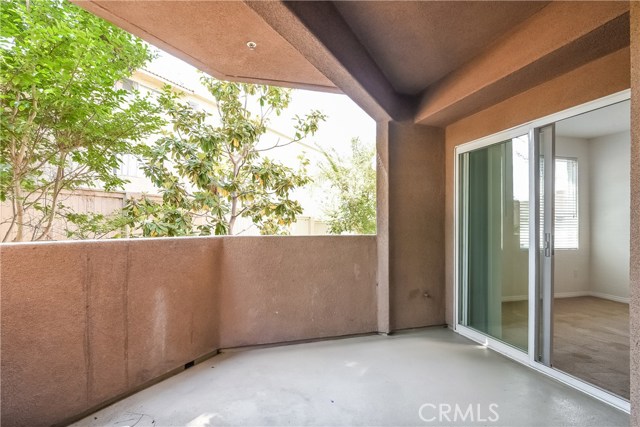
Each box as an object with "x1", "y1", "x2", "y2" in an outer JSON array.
[{"x1": 71, "y1": 328, "x2": 628, "y2": 426}]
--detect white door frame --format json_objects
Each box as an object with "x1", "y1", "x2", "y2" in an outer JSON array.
[{"x1": 453, "y1": 89, "x2": 631, "y2": 413}]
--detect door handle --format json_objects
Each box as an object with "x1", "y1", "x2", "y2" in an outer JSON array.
[{"x1": 544, "y1": 233, "x2": 551, "y2": 257}]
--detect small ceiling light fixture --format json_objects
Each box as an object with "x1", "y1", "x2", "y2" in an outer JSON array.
[{"x1": 246, "y1": 41, "x2": 257, "y2": 50}]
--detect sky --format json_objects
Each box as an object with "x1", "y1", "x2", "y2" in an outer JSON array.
[{"x1": 146, "y1": 49, "x2": 376, "y2": 157}]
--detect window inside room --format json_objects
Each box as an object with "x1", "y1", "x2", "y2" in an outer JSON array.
[
  {"x1": 518, "y1": 157, "x2": 579, "y2": 250},
  {"x1": 554, "y1": 157, "x2": 579, "y2": 249}
]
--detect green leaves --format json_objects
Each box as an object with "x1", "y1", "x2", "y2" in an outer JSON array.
[
  {"x1": 319, "y1": 137, "x2": 376, "y2": 235},
  {"x1": 293, "y1": 110, "x2": 325, "y2": 140},
  {"x1": 129, "y1": 79, "x2": 324, "y2": 236},
  {"x1": 0, "y1": 0, "x2": 326, "y2": 240},
  {"x1": 0, "y1": 0, "x2": 163, "y2": 241}
]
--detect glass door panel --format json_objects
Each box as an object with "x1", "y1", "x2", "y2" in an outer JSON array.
[
  {"x1": 542, "y1": 102, "x2": 631, "y2": 400},
  {"x1": 459, "y1": 135, "x2": 530, "y2": 351}
]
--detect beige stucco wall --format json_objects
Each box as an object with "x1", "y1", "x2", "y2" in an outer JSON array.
[
  {"x1": 375, "y1": 121, "x2": 446, "y2": 333},
  {"x1": 0, "y1": 235, "x2": 377, "y2": 427},
  {"x1": 629, "y1": 2, "x2": 639, "y2": 425},
  {"x1": 387, "y1": 122, "x2": 446, "y2": 330},
  {"x1": 376, "y1": 120, "x2": 391, "y2": 333},
  {"x1": 217, "y1": 237, "x2": 377, "y2": 347}
]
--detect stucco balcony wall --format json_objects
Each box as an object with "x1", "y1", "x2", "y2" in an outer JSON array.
[{"x1": 0, "y1": 235, "x2": 377, "y2": 427}]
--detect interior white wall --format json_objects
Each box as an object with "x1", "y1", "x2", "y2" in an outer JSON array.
[
  {"x1": 499, "y1": 132, "x2": 631, "y2": 302},
  {"x1": 501, "y1": 136, "x2": 593, "y2": 300},
  {"x1": 588, "y1": 131, "x2": 631, "y2": 302},
  {"x1": 554, "y1": 136, "x2": 591, "y2": 296}
]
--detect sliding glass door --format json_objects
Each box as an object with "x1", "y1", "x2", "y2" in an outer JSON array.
[
  {"x1": 458, "y1": 135, "x2": 530, "y2": 351},
  {"x1": 456, "y1": 93, "x2": 631, "y2": 410}
]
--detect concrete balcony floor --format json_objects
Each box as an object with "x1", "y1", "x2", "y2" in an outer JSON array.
[{"x1": 71, "y1": 328, "x2": 628, "y2": 427}]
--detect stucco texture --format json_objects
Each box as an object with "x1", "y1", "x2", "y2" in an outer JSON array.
[
  {"x1": 388, "y1": 122, "x2": 446, "y2": 330},
  {"x1": 630, "y1": 2, "x2": 639, "y2": 425},
  {"x1": 217, "y1": 237, "x2": 377, "y2": 347},
  {"x1": 0, "y1": 236, "x2": 376, "y2": 427},
  {"x1": 416, "y1": 2, "x2": 629, "y2": 126},
  {"x1": 376, "y1": 120, "x2": 391, "y2": 333}
]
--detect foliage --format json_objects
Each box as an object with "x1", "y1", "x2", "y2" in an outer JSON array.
[
  {"x1": 0, "y1": 0, "x2": 163, "y2": 241},
  {"x1": 121, "y1": 80, "x2": 326, "y2": 237},
  {"x1": 319, "y1": 137, "x2": 376, "y2": 234},
  {"x1": 63, "y1": 210, "x2": 132, "y2": 240}
]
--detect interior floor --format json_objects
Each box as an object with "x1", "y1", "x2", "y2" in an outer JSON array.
[
  {"x1": 502, "y1": 296, "x2": 629, "y2": 399},
  {"x1": 553, "y1": 296, "x2": 629, "y2": 399}
]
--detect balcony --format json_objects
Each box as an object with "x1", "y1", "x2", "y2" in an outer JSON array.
[
  {"x1": 0, "y1": 236, "x2": 630, "y2": 426},
  {"x1": 2, "y1": 1, "x2": 638, "y2": 426},
  {"x1": 1, "y1": 236, "x2": 376, "y2": 426},
  {"x1": 69, "y1": 328, "x2": 627, "y2": 426}
]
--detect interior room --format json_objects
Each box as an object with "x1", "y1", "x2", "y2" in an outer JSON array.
[{"x1": 551, "y1": 100, "x2": 631, "y2": 399}]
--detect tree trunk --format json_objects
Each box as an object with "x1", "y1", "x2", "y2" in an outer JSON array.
[
  {"x1": 35, "y1": 157, "x2": 66, "y2": 241},
  {"x1": 227, "y1": 154, "x2": 241, "y2": 235},
  {"x1": 228, "y1": 195, "x2": 237, "y2": 235},
  {"x1": 13, "y1": 183, "x2": 24, "y2": 242}
]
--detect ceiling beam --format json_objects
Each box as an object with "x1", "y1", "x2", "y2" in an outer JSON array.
[
  {"x1": 245, "y1": 1, "x2": 414, "y2": 122},
  {"x1": 415, "y1": 2, "x2": 630, "y2": 127}
]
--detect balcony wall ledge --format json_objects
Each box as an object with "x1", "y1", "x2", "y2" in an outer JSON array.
[{"x1": 0, "y1": 235, "x2": 377, "y2": 427}]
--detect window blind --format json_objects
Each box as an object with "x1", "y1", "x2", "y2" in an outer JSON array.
[
  {"x1": 518, "y1": 157, "x2": 578, "y2": 250},
  {"x1": 554, "y1": 158, "x2": 579, "y2": 249}
]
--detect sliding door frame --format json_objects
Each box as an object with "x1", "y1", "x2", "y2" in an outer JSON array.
[
  {"x1": 453, "y1": 89, "x2": 631, "y2": 413},
  {"x1": 537, "y1": 124, "x2": 555, "y2": 366}
]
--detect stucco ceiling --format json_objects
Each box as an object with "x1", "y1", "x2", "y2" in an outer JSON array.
[
  {"x1": 333, "y1": 1, "x2": 549, "y2": 95},
  {"x1": 75, "y1": 1, "x2": 629, "y2": 124},
  {"x1": 76, "y1": 1, "x2": 547, "y2": 97},
  {"x1": 79, "y1": 1, "x2": 338, "y2": 92}
]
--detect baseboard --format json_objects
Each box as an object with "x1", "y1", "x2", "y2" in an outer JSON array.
[
  {"x1": 554, "y1": 291, "x2": 591, "y2": 299},
  {"x1": 501, "y1": 292, "x2": 588, "y2": 302},
  {"x1": 588, "y1": 291, "x2": 629, "y2": 304},
  {"x1": 502, "y1": 291, "x2": 629, "y2": 304}
]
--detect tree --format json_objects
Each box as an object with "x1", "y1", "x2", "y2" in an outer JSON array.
[
  {"x1": 0, "y1": 0, "x2": 163, "y2": 242},
  {"x1": 319, "y1": 137, "x2": 376, "y2": 234},
  {"x1": 121, "y1": 80, "x2": 326, "y2": 237}
]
